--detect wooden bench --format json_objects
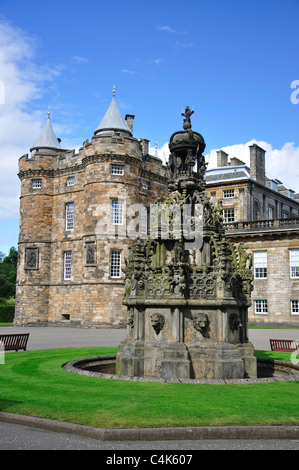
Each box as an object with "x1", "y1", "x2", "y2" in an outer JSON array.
[
  {"x1": 270, "y1": 338, "x2": 299, "y2": 352},
  {"x1": 0, "y1": 333, "x2": 30, "y2": 351}
]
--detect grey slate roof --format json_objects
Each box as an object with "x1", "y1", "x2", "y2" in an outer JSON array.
[
  {"x1": 30, "y1": 116, "x2": 61, "y2": 151},
  {"x1": 94, "y1": 95, "x2": 132, "y2": 136},
  {"x1": 205, "y1": 165, "x2": 251, "y2": 183}
]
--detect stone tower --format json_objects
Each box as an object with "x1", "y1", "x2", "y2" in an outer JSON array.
[
  {"x1": 116, "y1": 107, "x2": 257, "y2": 380},
  {"x1": 14, "y1": 92, "x2": 168, "y2": 327}
]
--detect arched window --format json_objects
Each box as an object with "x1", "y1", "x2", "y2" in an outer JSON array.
[{"x1": 253, "y1": 200, "x2": 260, "y2": 220}]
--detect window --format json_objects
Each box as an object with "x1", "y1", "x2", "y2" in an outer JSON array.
[
  {"x1": 254, "y1": 251, "x2": 267, "y2": 279},
  {"x1": 291, "y1": 300, "x2": 299, "y2": 315},
  {"x1": 140, "y1": 206, "x2": 148, "y2": 237},
  {"x1": 111, "y1": 200, "x2": 123, "y2": 225},
  {"x1": 110, "y1": 251, "x2": 121, "y2": 278},
  {"x1": 290, "y1": 249, "x2": 299, "y2": 278},
  {"x1": 255, "y1": 300, "x2": 268, "y2": 314},
  {"x1": 223, "y1": 189, "x2": 234, "y2": 198},
  {"x1": 141, "y1": 180, "x2": 149, "y2": 190},
  {"x1": 268, "y1": 206, "x2": 274, "y2": 219},
  {"x1": 67, "y1": 176, "x2": 75, "y2": 186},
  {"x1": 253, "y1": 200, "x2": 260, "y2": 221},
  {"x1": 223, "y1": 208, "x2": 235, "y2": 223},
  {"x1": 66, "y1": 202, "x2": 74, "y2": 230},
  {"x1": 64, "y1": 251, "x2": 72, "y2": 280},
  {"x1": 61, "y1": 314, "x2": 70, "y2": 321},
  {"x1": 111, "y1": 165, "x2": 124, "y2": 175},
  {"x1": 32, "y1": 179, "x2": 42, "y2": 189}
]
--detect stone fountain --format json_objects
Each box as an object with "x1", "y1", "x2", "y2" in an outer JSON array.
[{"x1": 115, "y1": 107, "x2": 257, "y2": 380}]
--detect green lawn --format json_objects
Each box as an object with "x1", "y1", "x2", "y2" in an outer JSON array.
[{"x1": 0, "y1": 347, "x2": 298, "y2": 429}]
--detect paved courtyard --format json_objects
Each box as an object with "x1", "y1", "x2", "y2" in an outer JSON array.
[{"x1": 0, "y1": 325, "x2": 298, "y2": 351}]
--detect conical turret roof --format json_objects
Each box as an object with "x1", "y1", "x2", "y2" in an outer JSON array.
[
  {"x1": 94, "y1": 91, "x2": 132, "y2": 136},
  {"x1": 30, "y1": 113, "x2": 62, "y2": 152}
]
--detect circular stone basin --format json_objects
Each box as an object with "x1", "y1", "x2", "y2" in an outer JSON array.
[{"x1": 64, "y1": 355, "x2": 299, "y2": 384}]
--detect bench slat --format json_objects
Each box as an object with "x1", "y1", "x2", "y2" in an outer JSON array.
[
  {"x1": 0, "y1": 333, "x2": 29, "y2": 351},
  {"x1": 270, "y1": 338, "x2": 299, "y2": 352}
]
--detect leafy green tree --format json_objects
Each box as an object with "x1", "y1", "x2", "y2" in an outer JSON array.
[{"x1": 0, "y1": 247, "x2": 18, "y2": 299}]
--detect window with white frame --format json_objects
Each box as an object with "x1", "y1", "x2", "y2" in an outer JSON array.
[
  {"x1": 254, "y1": 251, "x2": 267, "y2": 279},
  {"x1": 255, "y1": 300, "x2": 268, "y2": 314},
  {"x1": 290, "y1": 249, "x2": 299, "y2": 278},
  {"x1": 111, "y1": 165, "x2": 124, "y2": 175},
  {"x1": 110, "y1": 251, "x2": 121, "y2": 278},
  {"x1": 291, "y1": 300, "x2": 299, "y2": 315},
  {"x1": 223, "y1": 189, "x2": 234, "y2": 198},
  {"x1": 64, "y1": 251, "x2": 72, "y2": 280},
  {"x1": 32, "y1": 179, "x2": 42, "y2": 189},
  {"x1": 66, "y1": 202, "x2": 74, "y2": 230},
  {"x1": 67, "y1": 176, "x2": 75, "y2": 186},
  {"x1": 111, "y1": 200, "x2": 123, "y2": 225},
  {"x1": 223, "y1": 208, "x2": 235, "y2": 223}
]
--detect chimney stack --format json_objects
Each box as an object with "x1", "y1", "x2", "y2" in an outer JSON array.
[
  {"x1": 139, "y1": 138, "x2": 149, "y2": 156},
  {"x1": 249, "y1": 144, "x2": 266, "y2": 185},
  {"x1": 125, "y1": 114, "x2": 135, "y2": 133},
  {"x1": 216, "y1": 150, "x2": 228, "y2": 167}
]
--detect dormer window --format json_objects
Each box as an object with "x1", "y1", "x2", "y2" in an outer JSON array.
[{"x1": 289, "y1": 190, "x2": 295, "y2": 200}]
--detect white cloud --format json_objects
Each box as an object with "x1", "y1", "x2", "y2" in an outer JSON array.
[
  {"x1": 72, "y1": 55, "x2": 89, "y2": 64},
  {"x1": 0, "y1": 18, "x2": 63, "y2": 221},
  {"x1": 147, "y1": 58, "x2": 165, "y2": 65},
  {"x1": 157, "y1": 25, "x2": 176, "y2": 33},
  {"x1": 157, "y1": 25, "x2": 187, "y2": 35},
  {"x1": 149, "y1": 142, "x2": 170, "y2": 164},
  {"x1": 121, "y1": 69, "x2": 143, "y2": 76}
]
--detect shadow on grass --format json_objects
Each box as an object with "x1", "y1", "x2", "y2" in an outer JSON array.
[{"x1": 0, "y1": 399, "x2": 24, "y2": 411}]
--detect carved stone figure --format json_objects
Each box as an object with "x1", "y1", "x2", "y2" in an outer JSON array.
[
  {"x1": 192, "y1": 313, "x2": 210, "y2": 334},
  {"x1": 25, "y1": 248, "x2": 38, "y2": 269},
  {"x1": 185, "y1": 149, "x2": 195, "y2": 176},
  {"x1": 86, "y1": 242, "x2": 95, "y2": 264},
  {"x1": 127, "y1": 308, "x2": 135, "y2": 329},
  {"x1": 229, "y1": 313, "x2": 243, "y2": 331},
  {"x1": 181, "y1": 106, "x2": 194, "y2": 130},
  {"x1": 150, "y1": 313, "x2": 165, "y2": 335}
]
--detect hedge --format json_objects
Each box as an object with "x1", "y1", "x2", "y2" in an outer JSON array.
[{"x1": 0, "y1": 305, "x2": 15, "y2": 322}]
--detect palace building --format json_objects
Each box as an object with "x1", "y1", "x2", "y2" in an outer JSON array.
[
  {"x1": 14, "y1": 95, "x2": 299, "y2": 327},
  {"x1": 206, "y1": 147, "x2": 299, "y2": 326}
]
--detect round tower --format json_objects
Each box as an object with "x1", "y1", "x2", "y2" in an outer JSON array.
[{"x1": 15, "y1": 112, "x2": 67, "y2": 325}]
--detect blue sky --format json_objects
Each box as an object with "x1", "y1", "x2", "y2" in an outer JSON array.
[{"x1": 0, "y1": 0, "x2": 298, "y2": 254}]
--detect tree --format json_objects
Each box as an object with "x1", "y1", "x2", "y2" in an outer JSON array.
[{"x1": 0, "y1": 247, "x2": 18, "y2": 298}]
